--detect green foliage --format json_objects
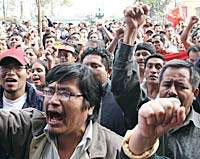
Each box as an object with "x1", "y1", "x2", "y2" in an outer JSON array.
[
  {"x1": 39, "y1": 0, "x2": 72, "y2": 7},
  {"x1": 139, "y1": 0, "x2": 171, "y2": 19}
]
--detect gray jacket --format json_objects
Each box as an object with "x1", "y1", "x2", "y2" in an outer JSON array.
[{"x1": 0, "y1": 108, "x2": 130, "y2": 159}]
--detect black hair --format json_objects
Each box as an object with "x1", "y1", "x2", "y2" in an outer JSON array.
[
  {"x1": 152, "y1": 34, "x2": 165, "y2": 44},
  {"x1": 135, "y1": 42, "x2": 156, "y2": 55},
  {"x1": 159, "y1": 60, "x2": 200, "y2": 89},
  {"x1": 8, "y1": 32, "x2": 23, "y2": 40},
  {"x1": 144, "y1": 54, "x2": 165, "y2": 68},
  {"x1": 45, "y1": 35, "x2": 56, "y2": 41},
  {"x1": 187, "y1": 45, "x2": 200, "y2": 56},
  {"x1": 80, "y1": 47, "x2": 112, "y2": 70},
  {"x1": 87, "y1": 31, "x2": 99, "y2": 40},
  {"x1": 33, "y1": 60, "x2": 49, "y2": 75},
  {"x1": 45, "y1": 63, "x2": 103, "y2": 123}
]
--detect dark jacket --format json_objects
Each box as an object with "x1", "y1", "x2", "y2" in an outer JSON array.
[
  {"x1": 0, "y1": 82, "x2": 44, "y2": 159},
  {"x1": 0, "y1": 82, "x2": 44, "y2": 110},
  {"x1": 111, "y1": 42, "x2": 147, "y2": 127},
  {"x1": 100, "y1": 80, "x2": 132, "y2": 136}
]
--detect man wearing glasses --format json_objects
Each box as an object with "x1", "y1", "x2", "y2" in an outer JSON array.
[
  {"x1": 0, "y1": 48, "x2": 43, "y2": 110},
  {"x1": 0, "y1": 48, "x2": 44, "y2": 158},
  {"x1": 0, "y1": 63, "x2": 180, "y2": 159}
]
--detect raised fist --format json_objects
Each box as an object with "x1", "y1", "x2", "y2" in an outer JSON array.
[
  {"x1": 189, "y1": 16, "x2": 199, "y2": 26},
  {"x1": 124, "y1": 3, "x2": 149, "y2": 29},
  {"x1": 138, "y1": 98, "x2": 186, "y2": 139}
]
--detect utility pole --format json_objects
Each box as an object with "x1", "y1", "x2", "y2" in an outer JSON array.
[
  {"x1": 2, "y1": 0, "x2": 6, "y2": 20},
  {"x1": 20, "y1": 0, "x2": 23, "y2": 20}
]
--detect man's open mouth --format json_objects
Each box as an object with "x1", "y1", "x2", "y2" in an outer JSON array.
[
  {"x1": 46, "y1": 110, "x2": 65, "y2": 125},
  {"x1": 33, "y1": 77, "x2": 40, "y2": 82},
  {"x1": 5, "y1": 78, "x2": 17, "y2": 83}
]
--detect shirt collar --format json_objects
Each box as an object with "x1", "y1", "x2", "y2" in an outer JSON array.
[
  {"x1": 169, "y1": 106, "x2": 200, "y2": 134},
  {"x1": 43, "y1": 120, "x2": 93, "y2": 151},
  {"x1": 77, "y1": 120, "x2": 93, "y2": 151}
]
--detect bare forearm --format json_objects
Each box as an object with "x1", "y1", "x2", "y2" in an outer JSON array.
[
  {"x1": 102, "y1": 26, "x2": 114, "y2": 41},
  {"x1": 181, "y1": 23, "x2": 193, "y2": 42},
  {"x1": 106, "y1": 37, "x2": 119, "y2": 54},
  {"x1": 128, "y1": 126, "x2": 157, "y2": 155},
  {"x1": 123, "y1": 28, "x2": 137, "y2": 46}
]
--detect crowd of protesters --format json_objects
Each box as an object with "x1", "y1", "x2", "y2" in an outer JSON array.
[{"x1": 0, "y1": 2, "x2": 199, "y2": 159}]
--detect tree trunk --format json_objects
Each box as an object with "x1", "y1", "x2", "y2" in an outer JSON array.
[
  {"x1": 2, "y1": 0, "x2": 6, "y2": 20},
  {"x1": 36, "y1": 0, "x2": 43, "y2": 48}
]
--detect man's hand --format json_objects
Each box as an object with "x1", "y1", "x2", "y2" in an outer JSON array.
[
  {"x1": 128, "y1": 98, "x2": 186, "y2": 155},
  {"x1": 124, "y1": 3, "x2": 149, "y2": 29},
  {"x1": 114, "y1": 28, "x2": 124, "y2": 39},
  {"x1": 138, "y1": 98, "x2": 186, "y2": 139},
  {"x1": 123, "y1": 3, "x2": 149, "y2": 45},
  {"x1": 189, "y1": 16, "x2": 199, "y2": 26}
]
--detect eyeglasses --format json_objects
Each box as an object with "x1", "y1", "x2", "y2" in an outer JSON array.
[
  {"x1": 43, "y1": 87, "x2": 83, "y2": 101},
  {"x1": 0, "y1": 65, "x2": 26, "y2": 73}
]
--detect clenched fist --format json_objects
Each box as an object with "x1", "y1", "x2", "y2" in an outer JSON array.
[{"x1": 138, "y1": 98, "x2": 186, "y2": 139}]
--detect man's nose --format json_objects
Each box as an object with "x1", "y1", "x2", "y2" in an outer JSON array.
[
  {"x1": 138, "y1": 54, "x2": 144, "y2": 59},
  {"x1": 150, "y1": 66, "x2": 157, "y2": 73},
  {"x1": 168, "y1": 85, "x2": 178, "y2": 97},
  {"x1": 47, "y1": 93, "x2": 60, "y2": 106}
]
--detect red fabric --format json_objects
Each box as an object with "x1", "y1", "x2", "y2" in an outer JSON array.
[
  {"x1": 0, "y1": 48, "x2": 27, "y2": 65},
  {"x1": 159, "y1": 50, "x2": 188, "y2": 61},
  {"x1": 167, "y1": 8, "x2": 183, "y2": 28}
]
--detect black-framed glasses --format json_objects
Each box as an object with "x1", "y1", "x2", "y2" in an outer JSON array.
[{"x1": 43, "y1": 87, "x2": 83, "y2": 101}]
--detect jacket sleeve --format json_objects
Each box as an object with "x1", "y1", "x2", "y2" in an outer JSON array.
[
  {"x1": 0, "y1": 108, "x2": 41, "y2": 158},
  {"x1": 111, "y1": 42, "x2": 147, "y2": 127}
]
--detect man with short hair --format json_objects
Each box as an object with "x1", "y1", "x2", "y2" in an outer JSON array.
[
  {"x1": 134, "y1": 42, "x2": 156, "y2": 82},
  {"x1": 7, "y1": 33, "x2": 23, "y2": 49},
  {"x1": 137, "y1": 59, "x2": 200, "y2": 158},
  {"x1": 142, "y1": 54, "x2": 165, "y2": 99},
  {"x1": 44, "y1": 35, "x2": 56, "y2": 49},
  {"x1": 0, "y1": 48, "x2": 44, "y2": 158},
  {"x1": 58, "y1": 44, "x2": 79, "y2": 64},
  {"x1": 151, "y1": 34, "x2": 166, "y2": 54},
  {"x1": 187, "y1": 45, "x2": 200, "y2": 64},
  {"x1": 81, "y1": 47, "x2": 134, "y2": 135},
  {"x1": 0, "y1": 63, "x2": 167, "y2": 159}
]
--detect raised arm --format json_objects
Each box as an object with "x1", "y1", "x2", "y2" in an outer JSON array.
[
  {"x1": 111, "y1": 4, "x2": 148, "y2": 127},
  {"x1": 125, "y1": 98, "x2": 186, "y2": 158},
  {"x1": 106, "y1": 27, "x2": 124, "y2": 54},
  {"x1": 181, "y1": 16, "x2": 198, "y2": 50}
]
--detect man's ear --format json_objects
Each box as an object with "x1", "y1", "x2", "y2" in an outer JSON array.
[
  {"x1": 193, "y1": 88, "x2": 199, "y2": 99},
  {"x1": 107, "y1": 67, "x2": 112, "y2": 78},
  {"x1": 88, "y1": 107, "x2": 94, "y2": 116},
  {"x1": 26, "y1": 68, "x2": 31, "y2": 79}
]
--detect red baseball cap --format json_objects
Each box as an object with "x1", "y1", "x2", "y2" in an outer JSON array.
[{"x1": 0, "y1": 48, "x2": 27, "y2": 66}]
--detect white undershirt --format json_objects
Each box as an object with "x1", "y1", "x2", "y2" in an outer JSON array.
[{"x1": 3, "y1": 93, "x2": 27, "y2": 110}]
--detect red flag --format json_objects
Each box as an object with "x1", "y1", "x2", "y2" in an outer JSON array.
[{"x1": 167, "y1": 8, "x2": 183, "y2": 28}]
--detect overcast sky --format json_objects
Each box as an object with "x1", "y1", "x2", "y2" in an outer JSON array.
[{"x1": 54, "y1": 0, "x2": 133, "y2": 19}]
